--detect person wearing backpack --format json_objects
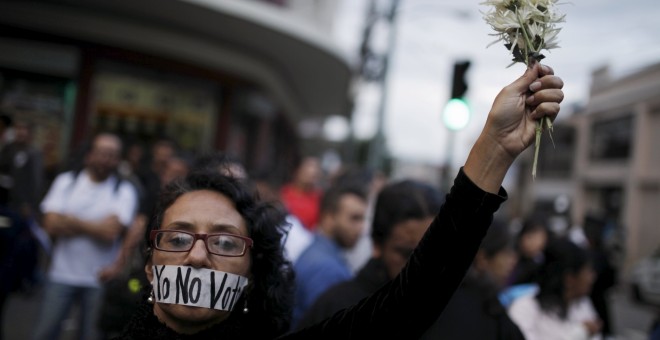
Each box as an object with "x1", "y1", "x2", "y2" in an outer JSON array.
[{"x1": 32, "y1": 132, "x2": 138, "y2": 340}]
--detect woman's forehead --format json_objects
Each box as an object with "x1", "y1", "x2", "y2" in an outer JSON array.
[{"x1": 163, "y1": 190, "x2": 247, "y2": 233}]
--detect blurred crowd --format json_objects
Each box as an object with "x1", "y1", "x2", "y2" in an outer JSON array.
[{"x1": 0, "y1": 111, "x2": 657, "y2": 340}]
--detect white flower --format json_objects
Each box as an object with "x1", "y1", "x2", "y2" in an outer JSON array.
[
  {"x1": 481, "y1": 0, "x2": 565, "y2": 65},
  {"x1": 481, "y1": 0, "x2": 566, "y2": 179}
]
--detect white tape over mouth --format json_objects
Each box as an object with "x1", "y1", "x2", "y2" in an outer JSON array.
[{"x1": 152, "y1": 265, "x2": 248, "y2": 311}]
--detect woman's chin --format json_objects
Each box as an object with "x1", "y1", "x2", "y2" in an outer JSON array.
[{"x1": 156, "y1": 303, "x2": 230, "y2": 332}]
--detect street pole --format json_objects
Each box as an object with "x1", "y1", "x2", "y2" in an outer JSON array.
[
  {"x1": 442, "y1": 61, "x2": 471, "y2": 192},
  {"x1": 367, "y1": 0, "x2": 401, "y2": 171},
  {"x1": 441, "y1": 129, "x2": 456, "y2": 194}
]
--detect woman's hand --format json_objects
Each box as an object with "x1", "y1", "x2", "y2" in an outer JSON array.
[
  {"x1": 485, "y1": 62, "x2": 564, "y2": 160},
  {"x1": 464, "y1": 62, "x2": 564, "y2": 193}
]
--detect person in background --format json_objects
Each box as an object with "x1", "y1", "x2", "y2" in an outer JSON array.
[
  {"x1": 111, "y1": 61, "x2": 563, "y2": 339},
  {"x1": 508, "y1": 237, "x2": 602, "y2": 340},
  {"x1": 0, "y1": 115, "x2": 44, "y2": 340},
  {"x1": 295, "y1": 179, "x2": 442, "y2": 330},
  {"x1": 329, "y1": 165, "x2": 387, "y2": 274},
  {"x1": 508, "y1": 215, "x2": 549, "y2": 286},
  {"x1": 159, "y1": 154, "x2": 191, "y2": 188},
  {"x1": 0, "y1": 117, "x2": 46, "y2": 295},
  {"x1": 33, "y1": 132, "x2": 139, "y2": 340},
  {"x1": 118, "y1": 140, "x2": 145, "y2": 180},
  {"x1": 136, "y1": 138, "x2": 176, "y2": 218},
  {"x1": 291, "y1": 184, "x2": 368, "y2": 327},
  {"x1": 117, "y1": 140, "x2": 147, "y2": 203},
  {"x1": 0, "y1": 118, "x2": 44, "y2": 221},
  {"x1": 583, "y1": 214, "x2": 618, "y2": 339},
  {"x1": 147, "y1": 139, "x2": 176, "y2": 179},
  {"x1": 280, "y1": 156, "x2": 323, "y2": 231}
]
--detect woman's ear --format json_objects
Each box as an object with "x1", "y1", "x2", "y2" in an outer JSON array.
[{"x1": 145, "y1": 254, "x2": 154, "y2": 283}]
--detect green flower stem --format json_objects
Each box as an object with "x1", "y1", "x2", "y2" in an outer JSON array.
[
  {"x1": 532, "y1": 116, "x2": 555, "y2": 179},
  {"x1": 532, "y1": 119, "x2": 542, "y2": 179},
  {"x1": 518, "y1": 11, "x2": 554, "y2": 179},
  {"x1": 545, "y1": 116, "x2": 555, "y2": 148}
]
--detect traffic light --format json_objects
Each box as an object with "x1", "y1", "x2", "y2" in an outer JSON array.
[
  {"x1": 444, "y1": 60, "x2": 471, "y2": 131},
  {"x1": 451, "y1": 60, "x2": 470, "y2": 99}
]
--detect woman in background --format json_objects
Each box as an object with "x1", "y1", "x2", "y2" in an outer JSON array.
[{"x1": 509, "y1": 238, "x2": 602, "y2": 340}]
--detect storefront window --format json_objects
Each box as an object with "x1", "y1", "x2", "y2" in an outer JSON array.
[{"x1": 90, "y1": 60, "x2": 219, "y2": 153}]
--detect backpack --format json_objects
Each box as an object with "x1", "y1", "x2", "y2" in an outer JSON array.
[{"x1": 68, "y1": 167, "x2": 125, "y2": 194}]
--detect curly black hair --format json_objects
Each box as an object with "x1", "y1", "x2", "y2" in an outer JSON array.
[{"x1": 145, "y1": 169, "x2": 294, "y2": 337}]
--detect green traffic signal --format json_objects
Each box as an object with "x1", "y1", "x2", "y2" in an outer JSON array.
[{"x1": 443, "y1": 98, "x2": 470, "y2": 131}]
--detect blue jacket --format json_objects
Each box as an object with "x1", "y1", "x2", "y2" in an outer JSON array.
[{"x1": 292, "y1": 234, "x2": 352, "y2": 327}]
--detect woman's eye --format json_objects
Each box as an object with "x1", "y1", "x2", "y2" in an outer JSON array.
[
  {"x1": 210, "y1": 235, "x2": 242, "y2": 254},
  {"x1": 165, "y1": 234, "x2": 192, "y2": 248}
]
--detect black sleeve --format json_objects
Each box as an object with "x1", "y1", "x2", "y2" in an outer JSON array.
[
  {"x1": 295, "y1": 282, "x2": 354, "y2": 330},
  {"x1": 279, "y1": 168, "x2": 507, "y2": 340}
]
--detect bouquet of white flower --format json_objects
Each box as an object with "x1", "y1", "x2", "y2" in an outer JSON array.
[{"x1": 481, "y1": 0, "x2": 566, "y2": 178}]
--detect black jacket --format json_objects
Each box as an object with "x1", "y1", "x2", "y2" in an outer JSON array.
[
  {"x1": 299, "y1": 255, "x2": 524, "y2": 339},
  {"x1": 425, "y1": 271, "x2": 525, "y2": 339},
  {"x1": 115, "y1": 169, "x2": 506, "y2": 340},
  {"x1": 296, "y1": 258, "x2": 389, "y2": 330}
]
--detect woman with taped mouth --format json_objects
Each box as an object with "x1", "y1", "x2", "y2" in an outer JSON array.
[{"x1": 114, "y1": 62, "x2": 563, "y2": 340}]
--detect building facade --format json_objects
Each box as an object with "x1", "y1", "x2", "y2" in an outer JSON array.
[
  {"x1": 516, "y1": 62, "x2": 660, "y2": 275},
  {"x1": 0, "y1": 0, "x2": 353, "y2": 185},
  {"x1": 573, "y1": 63, "x2": 660, "y2": 274}
]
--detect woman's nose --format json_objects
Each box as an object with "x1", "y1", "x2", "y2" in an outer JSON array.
[{"x1": 185, "y1": 239, "x2": 212, "y2": 268}]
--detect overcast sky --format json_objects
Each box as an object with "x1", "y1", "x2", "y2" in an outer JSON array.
[{"x1": 331, "y1": 0, "x2": 660, "y2": 168}]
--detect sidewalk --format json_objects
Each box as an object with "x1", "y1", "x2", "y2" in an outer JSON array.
[{"x1": 3, "y1": 284, "x2": 78, "y2": 340}]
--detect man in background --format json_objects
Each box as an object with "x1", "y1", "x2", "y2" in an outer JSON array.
[
  {"x1": 33, "y1": 132, "x2": 138, "y2": 340},
  {"x1": 292, "y1": 184, "x2": 368, "y2": 327}
]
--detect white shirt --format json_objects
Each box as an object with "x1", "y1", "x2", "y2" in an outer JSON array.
[
  {"x1": 509, "y1": 293, "x2": 602, "y2": 340},
  {"x1": 283, "y1": 214, "x2": 313, "y2": 264},
  {"x1": 41, "y1": 170, "x2": 138, "y2": 287}
]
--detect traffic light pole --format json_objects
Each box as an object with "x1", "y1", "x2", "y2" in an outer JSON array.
[
  {"x1": 440, "y1": 129, "x2": 456, "y2": 194},
  {"x1": 366, "y1": 0, "x2": 401, "y2": 172},
  {"x1": 441, "y1": 60, "x2": 471, "y2": 192}
]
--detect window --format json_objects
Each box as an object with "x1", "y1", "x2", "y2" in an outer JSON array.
[{"x1": 589, "y1": 115, "x2": 633, "y2": 160}]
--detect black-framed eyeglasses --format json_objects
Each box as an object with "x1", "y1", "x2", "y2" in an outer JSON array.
[{"x1": 150, "y1": 230, "x2": 253, "y2": 257}]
